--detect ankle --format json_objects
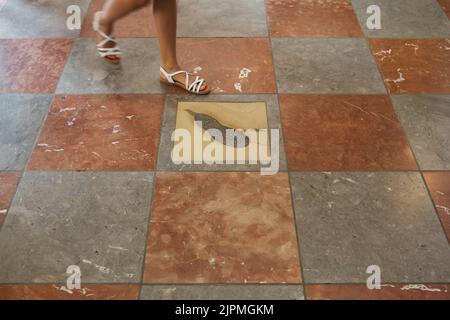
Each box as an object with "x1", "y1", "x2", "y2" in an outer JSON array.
[{"x1": 161, "y1": 63, "x2": 180, "y2": 73}]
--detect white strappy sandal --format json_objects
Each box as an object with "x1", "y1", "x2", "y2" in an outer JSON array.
[
  {"x1": 92, "y1": 11, "x2": 121, "y2": 64},
  {"x1": 160, "y1": 66, "x2": 210, "y2": 95}
]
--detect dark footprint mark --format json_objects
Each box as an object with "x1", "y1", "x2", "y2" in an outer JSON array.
[{"x1": 185, "y1": 109, "x2": 250, "y2": 148}]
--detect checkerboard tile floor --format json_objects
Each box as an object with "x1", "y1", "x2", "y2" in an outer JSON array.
[{"x1": 0, "y1": 0, "x2": 449, "y2": 300}]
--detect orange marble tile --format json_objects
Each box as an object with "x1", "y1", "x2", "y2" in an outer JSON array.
[
  {"x1": 144, "y1": 172, "x2": 301, "y2": 284},
  {"x1": 0, "y1": 284, "x2": 139, "y2": 300},
  {"x1": 438, "y1": 0, "x2": 450, "y2": 18},
  {"x1": 168, "y1": 38, "x2": 277, "y2": 94},
  {"x1": 28, "y1": 95, "x2": 164, "y2": 171},
  {"x1": 423, "y1": 172, "x2": 450, "y2": 242},
  {"x1": 80, "y1": 0, "x2": 156, "y2": 37},
  {"x1": 0, "y1": 172, "x2": 21, "y2": 226},
  {"x1": 0, "y1": 40, "x2": 73, "y2": 93},
  {"x1": 266, "y1": 0, "x2": 363, "y2": 37},
  {"x1": 306, "y1": 284, "x2": 450, "y2": 300},
  {"x1": 279, "y1": 94, "x2": 417, "y2": 171},
  {"x1": 370, "y1": 39, "x2": 450, "y2": 94}
]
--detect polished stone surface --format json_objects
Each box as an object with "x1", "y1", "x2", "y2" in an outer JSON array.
[
  {"x1": 0, "y1": 172, "x2": 21, "y2": 226},
  {"x1": 0, "y1": 40, "x2": 73, "y2": 93},
  {"x1": 171, "y1": 38, "x2": 277, "y2": 94},
  {"x1": 423, "y1": 172, "x2": 450, "y2": 242},
  {"x1": 392, "y1": 95, "x2": 450, "y2": 170},
  {"x1": 28, "y1": 94, "x2": 164, "y2": 171},
  {"x1": 280, "y1": 94, "x2": 417, "y2": 171},
  {"x1": 290, "y1": 172, "x2": 450, "y2": 283},
  {"x1": 267, "y1": 0, "x2": 363, "y2": 37},
  {"x1": 0, "y1": 284, "x2": 140, "y2": 300},
  {"x1": 0, "y1": 172, "x2": 153, "y2": 283},
  {"x1": 157, "y1": 94, "x2": 287, "y2": 171},
  {"x1": 352, "y1": 0, "x2": 450, "y2": 38},
  {"x1": 272, "y1": 38, "x2": 386, "y2": 94},
  {"x1": 141, "y1": 285, "x2": 304, "y2": 300},
  {"x1": 370, "y1": 39, "x2": 450, "y2": 94},
  {"x1": 80, "y1": 0, "x2": 156, "y2": 38},
  {"x1": 144, "y1": 172, "x2": 301, "y2": 284},
  {"x1": 0, "y1": 0, "x2": 90, "y2": 39},
  {"x1": 0, "y1": 94, "x2": 52, "y2": 170},
  {"x1": 56, "y1": 38, "x2": 163, "y2": 94},
  {"x1": 177, "y1": 0, "x2": 268, "y2": 37},
  {"x1": 306, "y1": 284, "x2": 450, "y2": 300}
]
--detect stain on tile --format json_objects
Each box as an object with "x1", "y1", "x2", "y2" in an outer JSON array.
[
  {"x1": 28, "y1": 95, "x2": 163, "y2": 171},
  {"x1": 157, "y1": 94, "x2": 287, "y2": 172},
  {"x1": 423, "y1": 172, "x2": 450, "y2": 242},
  {"x1": 306, "y1": 284, "x2": 450, "y2": 300},
  {"x1": 0, "y1": 284, "x2": 139, "y2": 300},
  {"x1": 80, "y1": 0, "x2": 156, "y2": 38},
  {"x1": 0, "y1": 40, "x2": 73, "y2": 93},
  {"x1": 392, "y1": 95, "x2": 450, "y2": 170},
  {"x1": 141, "y1": 285, "x2": 304, "y2": 300},
  {"x1": 174, "y1": 101, "x2": 270, "y2": 164},
  {"x1": 144, "y1": 172, "x2": 301, "y2": 284},
  {"x1": 290, "y1": 172, "x2": 450, "y2": 283},
  {"x1": 0, "y1": 172, "x2": 21, "y2": 226},
  {"x1": 280, "y1": 94, "x2": 417, "y2": 171},
  {"x1": 267, "y1": 0, "x2": 363, "y2": 37},
  {"x1": 370, "y1": 39, "x2": 450, "y2": 94},
  {"x1": 170, "y1": 38, "x2": 277, "y2": 94}
]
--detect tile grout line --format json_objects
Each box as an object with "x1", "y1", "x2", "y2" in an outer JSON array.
[
  {"x1": 263, "y1": 0, "x2": 308, "y2": 300},
  {"x1": 364, "y1": 35, "x2": 450, "y2": 248}
]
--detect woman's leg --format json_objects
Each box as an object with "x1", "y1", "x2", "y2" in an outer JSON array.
[
  {"x1": 153, "y1": 0, "x2": 207, "y2": 91},
  {"x1": 96, "y1": 0, "x2": 150, "y2": 61}
]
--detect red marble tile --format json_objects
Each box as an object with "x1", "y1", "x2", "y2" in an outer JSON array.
[
  {"x1": 168, "y1": 38, "x2": 277, "y2": 94},
  {"x1": 0, "y1": 40, "x2": 73, "y2": 93},
  {"x1": 279, "y1": 94, "x2": 417, "y2": 171},
  {"x1": 266, "y1": 0, "x2": 363, "y2": 37},
  {"x1": 80, "y1": 0, "x2": 156, "y2": 38},
  {"x1": 438, "y1": 0, "x2": 450, "y2": 18},
  {"x1": 144, "y1": 172, "x2": 301, "y2": 284},
  {"x1": 370, "y1": 39, "x2": 450, "y2": 94},
  {"x1": 28, "y1": 95, "x2": 164, "y2": 171},
  {"x1": 423, "y1": 172, "x2": 450, "y2": 242},
  {"x1": 0, "y1": 284, "x2": 139, "y2": 300},
  {"x1": 306, "y1": 284, "x2": 450, "y2": 300},
  {"x1": 0, "y1": 172, "x2": 21, "y2": 226}
]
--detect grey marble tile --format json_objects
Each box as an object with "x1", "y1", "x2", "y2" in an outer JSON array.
[
  {"x1": 177, "y1": 0, "x2": 268, "y2": 37},
  {"x1": 352, "y1": 0, "x2": 450, "y2": 38},
  {"x1": 56, "y1": 38, "x2": 164, "y2": 94},
  {"x1": 271, "y1": 38, "x2": 386, "y2": 94},
  {"x1": 156, "y1": 94, "x2": 287, "y2": 172},
  {"x1": 290, "y1": 172, "x2": 450, "y2": 283},
  {"x1": 140, "y1": 285, "x2": 304, "y2": 300},
  {"x1": 392, "y1": 95, "x2": 450, "y2": 170},
  {"x1": 0, "y1": 94, "x2": 52, "y2": 170},
  {"x1": 0, "y1": 171, "x2": 154, "y2": 283},
  {"x1": 0, "y1": 0, "x2": 90, "y2": 39}
]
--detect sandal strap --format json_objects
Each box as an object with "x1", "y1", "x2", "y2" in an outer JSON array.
[
  {"x1": 93, "y1": 11, "x2": 121, "y2": 58},
  {"x1": 160, "y1": 66, "x2": 206, "y2": 93}
]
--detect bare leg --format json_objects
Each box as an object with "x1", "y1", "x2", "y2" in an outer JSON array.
[
  {"x1": 96, "y1": 0, "x2": 150, "y2": 62},
  {"x1": 153, "y1": 0, "x2": 207, "y2": 92}
]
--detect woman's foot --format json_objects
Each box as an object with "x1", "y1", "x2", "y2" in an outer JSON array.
[
  {"x1": 93, "y1": 12, "x2": 121, "y2": 64},
  {"x1": 160, "y1": 65, "x2": 210, "y2": 94}
]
